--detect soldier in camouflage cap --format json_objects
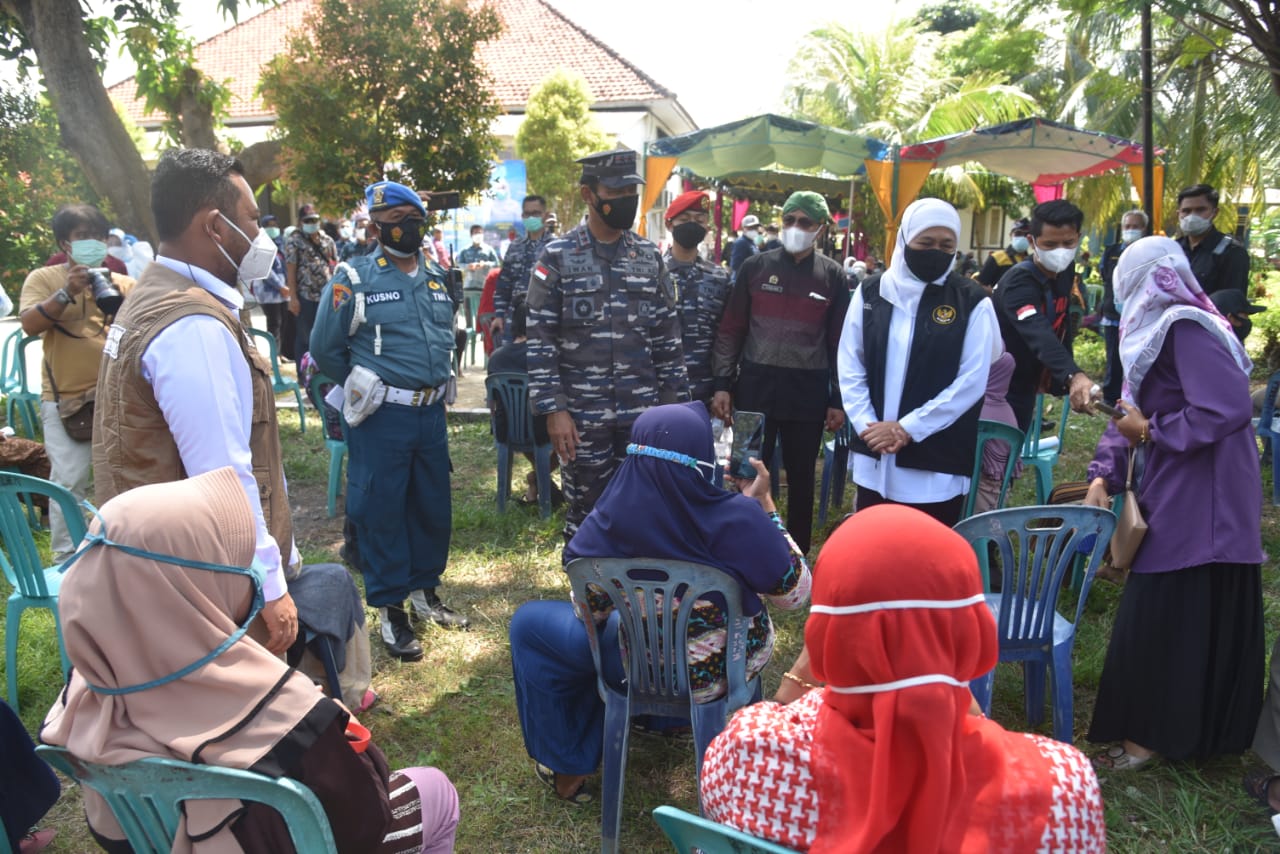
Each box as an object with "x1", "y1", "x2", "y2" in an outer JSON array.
[
  {"x1": 663, "y1": 190, "x2": 732, "y2": 406},
  {"x1": 525, "y1": 148, "x2": 690, "y2": 543}
]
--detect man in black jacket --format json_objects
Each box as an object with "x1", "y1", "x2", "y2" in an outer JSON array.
[
  {"x1": 1175, "y1": 183, "x2": 1249, "y2": 296},
  {"x1": 993, "y1": 200, "x2": 1097, "y2": 431}
]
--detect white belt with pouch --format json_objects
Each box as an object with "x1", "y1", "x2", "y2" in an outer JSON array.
[{"x1": 384, "y1": 384, "x2": 446, "y2": 407}]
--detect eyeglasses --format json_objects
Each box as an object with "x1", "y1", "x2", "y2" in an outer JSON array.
[{"x1": 782, "y1": 215, "x2": 816, "y2": 230}]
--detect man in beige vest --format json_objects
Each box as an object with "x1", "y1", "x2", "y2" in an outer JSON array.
[{"x1": 93, "y1": 149, "x2": 300, "y2": 653}]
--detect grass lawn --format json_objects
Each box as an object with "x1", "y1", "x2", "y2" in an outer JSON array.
[{"x1": 5, "y1": 330, "x2": 1280, "y2": 852}]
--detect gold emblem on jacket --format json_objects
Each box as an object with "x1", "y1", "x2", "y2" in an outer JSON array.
[{"x1": 932, "y1": 305, "x2": 957, "y2": 325}]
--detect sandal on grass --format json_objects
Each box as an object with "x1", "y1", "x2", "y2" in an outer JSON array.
[
  {"x1": 1243, "y1": 768, "x2": 1280, "y2": 812},
  {"x1": 1092, "y1": 744, "x2": 1153, "y2": 771},
  {"x1": 534, "y1": 762, "x2": 592, "y2": 806}
]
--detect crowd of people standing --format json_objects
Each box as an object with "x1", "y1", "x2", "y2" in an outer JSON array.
[{"x1": 4, "y1": 138, "x2": 1277, "y2": 852}]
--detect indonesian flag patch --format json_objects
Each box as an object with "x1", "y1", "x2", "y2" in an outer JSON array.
[
  {"x1": 533, "y1": 264, "x2": 549, "y2": 281},
  {"x1": 1016, "y1": 304, "x2": 1038, "y2": 320}
]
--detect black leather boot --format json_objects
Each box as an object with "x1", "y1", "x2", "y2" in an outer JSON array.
[
  {"x1": 379, "y1": 604, "x2": 424, "y2": 661},
  {"x1": 409, "y1": 588, "x2": 471, "y2": 630}
]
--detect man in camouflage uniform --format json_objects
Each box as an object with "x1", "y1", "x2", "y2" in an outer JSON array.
[
  {"x1": 663, "y1": 189, "x2": 731, "y2": 406},
  {"x1": 526, "y1": 149, "x2": 689, "y2": 543},
  {"x1": 491, "y1": 194, "x2": 551, "y2": 345}
]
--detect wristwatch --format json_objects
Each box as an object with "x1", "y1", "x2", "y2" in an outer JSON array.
[{"x1": 51, "y1": 288, "x2": 72, "y2": 306}]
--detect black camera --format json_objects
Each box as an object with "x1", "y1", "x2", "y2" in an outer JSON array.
[{"x1": 86, "y1": 268, "x2": 123, "y2": 315}]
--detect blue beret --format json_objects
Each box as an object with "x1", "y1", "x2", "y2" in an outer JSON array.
[{"x1": 365, "y1": 181, "x2": 426, "y2": 217}]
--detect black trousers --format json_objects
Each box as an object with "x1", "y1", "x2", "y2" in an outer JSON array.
[
  {"x1": 1102, "y1": 324, "x2": 1123, "y2": 404},
  {"x1": 853, "y1": 486, "x2": 964, "y2": 528},
  {"x1": 760, "y1": 418, "x2": 824, "y2": 554}
]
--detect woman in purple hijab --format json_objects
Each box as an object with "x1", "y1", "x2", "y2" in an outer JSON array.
[
  {"x1": 1083, "y1": 236, "x2": 1262, "y2": 771},
  {"x1": 509, "y1": 402, "x2": 810, "y2": 803}
]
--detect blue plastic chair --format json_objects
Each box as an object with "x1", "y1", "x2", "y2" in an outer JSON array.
[
  {"x1": 249, "y1": 328, "x2": 306, "y2": 434},
  {"x1": 565, "y1": 557, "x2": 760, "y2": 854},
  {"x1": 953, "y1": 506, "x2": 1115, "y2": 742},
  {"x1": 485, "y1": 372, "x2": 554, "y2": 519},
  {"x1": 3, "y1": 333, "x2": 40, "y2": 439},
  {"x1": 36, "y1": 746, "x2": 337, "y2": 853},
  {"x1": 961, "y1": 420, "x2": 1025, "y2": 520},
  {"x1": 816, "y1": 422, "x2": 854, "y2": 527},
  {"x1": 653, "y1": 805, "x2": 800, "y2": 854},
  {"x1": 1254, "y1": 370, "x2": 1280, "y2": 505},
  {"x1": 1020, "y1": 394, "x2": 1070, "y2": 504},
  {"x1": 306, "y1": 372, "x2": 348, "y2": 518},
  {"x1": 1, "y1": 472, "x2": 86, "y2": 713}
]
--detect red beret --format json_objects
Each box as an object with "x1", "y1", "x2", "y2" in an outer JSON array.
[{"x1": 665, "y1": 190, "x2": 710, "y2": 221}]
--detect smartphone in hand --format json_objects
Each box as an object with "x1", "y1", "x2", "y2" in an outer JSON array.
[
  {"x1": 1093, "y1": 399, "x2": 1124, "y2": 419},
  {"x1": 728, "y1": 411, "x2": 765, "y2": 479}
]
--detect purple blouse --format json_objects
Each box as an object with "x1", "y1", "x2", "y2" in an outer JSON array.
[{"x1": 1087, "y1": 320, "x2": 1264, "y2": 573}]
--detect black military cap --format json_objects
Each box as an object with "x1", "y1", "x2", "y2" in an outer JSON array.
[
  {"x1": 578, "y1": 148, "x2": 645, "y2": 189},
  {"x1": 1010, "y1": 218, "x2": 1031, "y2": 234}
]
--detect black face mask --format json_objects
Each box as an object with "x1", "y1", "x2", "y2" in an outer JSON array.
[
  {"x1": 591, "y1": 191, "x2": 639, "y2": 231},
  {"x1": 671, "y1": 221, "x2": 708, "y2": 250},
  {"x1": 902, "y1": 246, "x2": 954, "y2": 283},
  {"x1": 377, "y1": 217, "x2": 424, "y2": 257},
  {"x1": 1233, "y1": 316, "x2": 1252, "y2": 342}
]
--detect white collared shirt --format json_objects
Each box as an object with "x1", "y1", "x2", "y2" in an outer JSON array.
[{"x1": 138, "y1": 257, "x2": 291, "y2": 601}]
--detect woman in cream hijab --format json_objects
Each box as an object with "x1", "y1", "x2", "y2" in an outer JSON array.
[
  {"x1": 838, "y1": 197, "x2": 998, "y2": 527},
  {"x1": 42, "y1": 468, "x2": 459, "y2": 853}
]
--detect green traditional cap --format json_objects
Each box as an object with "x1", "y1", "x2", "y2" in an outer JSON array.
[{"x1": 782, "y1": 191, "x2": 830, "y2": 223}]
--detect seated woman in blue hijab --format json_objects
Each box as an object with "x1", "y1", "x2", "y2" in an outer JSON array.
[{"x1": 509, "y1": 402, "x2": 810, "y2": 803}]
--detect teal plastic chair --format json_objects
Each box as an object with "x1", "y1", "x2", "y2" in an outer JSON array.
[
  {"x1": 36, "y1": 746, "x2": 337, "y2": 853},
  {"x1": 249, "y1": 328, "x2": 306, "y2": 434},
  {"x1": 565, "y1": 557, "x2": 761, "y2": 854},
  {"x1": 1020, "y1": 394, "x2": 1069, "y2": 504},
  {"x1": 1, "y1": 472, "x2": 87, "y2": 712},
  {"x1": 961, "y1": 420, "x2": 1025, "y2": 519},
  {"x1": 953, "y1": 506, "x2": 1115, "y2": 742},
  {"x1": 306, "y1": 372, "x2": 348, "y2": 518},
  {"x1": 653, "y1": 805, "x2": 800, "y2": 854},
  {"x1": 3, "y1": 333, "x2": 40, "y2": 438},
  {"x1": 485, "y1": 372, "x2": 554, "y2": 519}
]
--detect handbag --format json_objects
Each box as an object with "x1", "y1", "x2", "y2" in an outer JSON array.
[
  {"x1": 1109, "y1": 448, "x2": 1148, "y2": 570},
  {"x1": 45, "y1": 361, "x2": 95, "y2": 442}
]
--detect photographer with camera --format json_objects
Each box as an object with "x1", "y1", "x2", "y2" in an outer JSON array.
[{"x1": 19, "y1": 203, "x2": 133, "y2": 560}]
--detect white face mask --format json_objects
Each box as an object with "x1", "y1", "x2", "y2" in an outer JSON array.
[
  {"x1": 1034, "y1": 243, "x2": 1077, "y2": 274},
  {"x1": 781, "y1": 225, "x2": 818, "y2": 254},
  {"x1": 215, "y1": 213, "x2": 277, "y2": 284},
  {"x1": 1179, "y1": 214, "x2": 1212, "y2": 236},
  {"x1": 1121, "y1": 228, "x2": 1143, "y2": 244},
  {"x1": 743, "y1": 229, "x2": 758, "y2": 240},
  {"x1": 471, "y1": 233, "x2": 484, "y2": 245},
  {"x1": 106, "y1": 245, "x2": 133, "y2": 262}
]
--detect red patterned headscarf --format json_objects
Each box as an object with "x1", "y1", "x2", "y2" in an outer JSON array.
[{"x1": 805, "y1": 505, "x2": 1052, "y2": 853}]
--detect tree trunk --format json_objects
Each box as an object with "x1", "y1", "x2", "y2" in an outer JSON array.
[
  {"x1": 1, "y1": 0, "x2": 158, "y2": 243},
  {"x1": 178, "y1": 68, "x2": 221, "y2": 152},
  {"x1": 236, "y1": 139, "x2": 284, "y2": 191}
]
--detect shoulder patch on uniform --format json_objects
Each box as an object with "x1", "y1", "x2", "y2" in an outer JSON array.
[
  {"x1": 332, "y1": 283, "x2": 352, "y2": 310},
  {"x1": 428, "y1": 280, "x2": 445, "y2": 291},
  {"x1": 932, "y1": 305, "x2": 957, "y2": 325},
  {"x1": 376, "y1": 256, "x2": 388, "y2": 267},
  {"x1": 1016, "y1": 304, "x2": 1038, "y2": 320},
  {"x1": 534, "y1": 264, "x2": 549, "y2": 281}
]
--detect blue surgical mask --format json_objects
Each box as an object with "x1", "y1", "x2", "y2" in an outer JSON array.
[
  {"x1": 1010, "y1": 236, "x2": 1030, "y2": 254},
  {"x1": 302, "y1": 222, "x2": 320, "y2": 236},
  {"x1": 1121, "y1": 229, "x2": 1143, "y2": 244},
  {"x1": 59, "y1": 509, "x2": 267, "y2": 696},
  {"x1": 523, "y1": 216, "x2": 544, "y2": 233}
]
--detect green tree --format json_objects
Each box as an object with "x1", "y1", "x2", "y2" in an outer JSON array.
[
  {"x1": 0, "y1": 0, "x2": 272, "y2": 241},
  {"x1": 515, "y1": 71, "x2": 613, "y2": 227},
  {"x1": 0, "y1": 89, "x2": 103, "y2": 303},
  {"x1": 259, "y1": 0, "x2": 502, "y2": 214}
]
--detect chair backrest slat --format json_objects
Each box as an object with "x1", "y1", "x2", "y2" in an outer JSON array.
[
  {"x1": 565, "y1": 558, "x2": 755, "y2": 714},
  {"x1": 0, "y1": 473, "x2": 86, "y2": 598},
  {"x1": 485, "y1": 372, "x2": 540, "y2": 449},
  {"x1": 954, "y1": 507, "x2": 1115, "y2": 649}
]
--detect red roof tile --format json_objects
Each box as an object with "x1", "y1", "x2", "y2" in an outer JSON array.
[{"x1": 107, "y1": 0, "x2": 674, "y2": 126}]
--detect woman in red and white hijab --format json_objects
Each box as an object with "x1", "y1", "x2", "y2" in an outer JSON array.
[{"x1": 700, "y1": 505, "x2": 1105, "y2": 853}]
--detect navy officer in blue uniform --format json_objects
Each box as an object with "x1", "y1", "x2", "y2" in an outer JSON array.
[
  {"x1": 311, "y1": 180, "x2": 469, "y2": 662},
  {"x1": 525, "y1": 148, "x2": 689, "y2": 544}
]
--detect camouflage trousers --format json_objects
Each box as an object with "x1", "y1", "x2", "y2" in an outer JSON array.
[{"x1": 562, "y1": 423, "x2": 632, "y2": 544}]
